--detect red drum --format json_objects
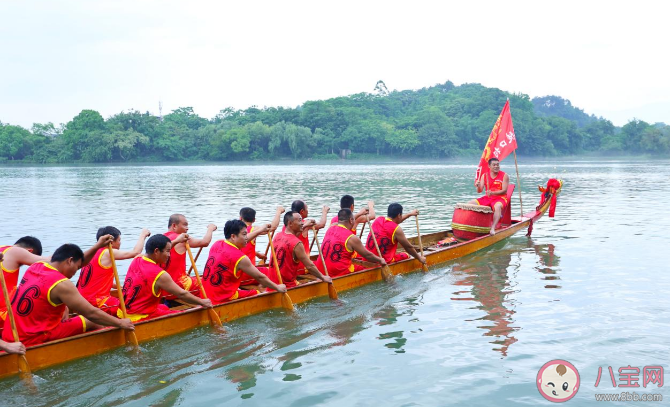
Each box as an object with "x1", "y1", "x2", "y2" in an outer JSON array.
[{"x1": 451, "y1": 204, "x2": 493, "y2": 240}]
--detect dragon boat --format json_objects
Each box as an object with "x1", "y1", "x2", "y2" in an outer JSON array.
[{"x1": 0, "y1": 180, "x2": 563, "y2": 380}]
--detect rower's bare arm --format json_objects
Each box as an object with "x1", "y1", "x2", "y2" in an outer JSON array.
[
  {"x1": 83, "y1": 235, "x2": 114, "y2": 267},
  {"x1": 110, "y1": 228, "x2": 151, "y2": 261},
  {"x1": 247, "y1": 224, "x2": 271, "y2": 241},
  {"x1": 0, "y1": 339, "x2": 25, "y2": 355},
  {"x1": 294, "y1": 243, "x2": 331, "y2": 283},
  {"x1": 396, "y1": 228, "x2": 426, "y2": 264},
  {"x1": 51, "y1": 280, "x2": 134, "y2": 330},
  {"x1": 314, "y1": 205, "x2": 330, "y2": 230},
  {"x1": 8, "y1": 247, "x2": 51, "y2": 269},
  {"x1": 155, "y1": 273, "x2": 212, "y2": 308},
  {"x1": 237, "y1": 257, "x2": 286, "y2": 293},
  {"x1": 270, "y1": 206, "x2": 285, "y2": 232},
  {"x1": 401, "y1": 209, "x2": 419, "y2": 223},
  {"x1": 188, "y1": 224, "x2": 217, "y2": 248},
  {"x1": 347, "y1": 236, "x2": 386, "y2": 265}
]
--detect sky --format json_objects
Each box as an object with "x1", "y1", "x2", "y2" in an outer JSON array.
[{"x1": 1, "y1": 0, "x2": 669, "y2": 129}]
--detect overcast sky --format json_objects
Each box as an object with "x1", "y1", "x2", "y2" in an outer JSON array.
[{"x1": 1, "y1": 1, "x2": 668, "y2": 129}]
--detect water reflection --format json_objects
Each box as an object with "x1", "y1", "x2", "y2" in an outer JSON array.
[{"x1": 529, "y1": 240, "x2": 561, "y2": 289}]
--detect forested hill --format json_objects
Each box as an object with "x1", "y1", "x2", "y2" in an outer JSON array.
[{"x1": 1, "y1": 81, "x2": 668, "y2": 163}]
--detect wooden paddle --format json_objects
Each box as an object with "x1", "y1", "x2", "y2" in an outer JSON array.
[
  {"x1": 185, "y1": 243, "x2": 224, "y2": 329},
  {"x1": 309, "y1": 230, "x2": 318, "y2": 253},
  {"x1": 268, "y1": 231, "x2": 295, "y2": 312},
  {"x1": 312, "y1": 227, "x2": 338, "y2": 300},
  {"x1": 414, "y1": 214, "x2": 429, "y2": 272},
  {"x1": 358, "y1": 221, "x2": 365, "y2": 238},
  {"x1": 108, "y1": 243, "x2": 140, "y2": 350},
  {"x1": 0, "y1": 267, "x2": 33, "y2": 383},
  {"x1": 365, "y1": 216, "x2": 394, "y2": 282},
  {"x1": 187, "y1": 247, "x2": 202, "y2": 275}
]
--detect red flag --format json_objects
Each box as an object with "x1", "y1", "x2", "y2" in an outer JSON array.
[{"x1": 475, "y1": 100, "x2": 517, "y2": 183}]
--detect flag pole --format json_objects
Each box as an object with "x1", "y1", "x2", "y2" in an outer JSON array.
[{"x1": 513, "y1": 150, "x2": 524, "y2": 218}]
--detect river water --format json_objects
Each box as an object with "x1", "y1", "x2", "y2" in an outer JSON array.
[{"x1": 0, "y1": 159, "x2": 668, "y2": 406}]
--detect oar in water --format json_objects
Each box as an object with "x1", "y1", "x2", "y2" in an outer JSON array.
[
  {"x1": 108, "y1": 243, "x2": 140, "y2": 350},
  {"x1": 187, "y1": 247, "x2": 203, "y2": 275},
  {"x1": 312, "y1": 227, "x2": 338, "y2": 300},
  {"x1": 268, "y1": 231, "x2": 295, "y2": 312},
  {"x1": 414, "y1": 214, "x2": 429, "y2": 272},
  {"x1": 365, "y1": 216, "x2": 394, "y2": 282},
  {"x1": 0, "y1": 267, "x2": 33, "y2": 384},
  {"x1": 185, "y1": 243, "x2": 224, "y2": 329}
]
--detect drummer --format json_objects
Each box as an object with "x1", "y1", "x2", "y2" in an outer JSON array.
[{"x1": 469, "y1": 157, "x2": 510, "y2": 235}]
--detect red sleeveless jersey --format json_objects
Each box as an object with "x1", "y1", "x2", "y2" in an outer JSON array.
[
  {"x1": 317, "y1": 224, "x2": 356, "y2": 277},
  {"x1": 202, "y1": 240, "x2": 248, "y2": 303},
  {"x1": 2, "y1": 262, "x2": 69, "y2": 344},
  {"x1": 486, "y1": 171, "x2": 506, "y2": 192},
  {"x1": 240, "y1": 224, "x2": 256, "y2": 263},
  {"x1": 164, "y1": 231, "x2": 187, "y2": 282},
  {"x1": 365, "y1": 217, "x2": 400, "y2": 263},
  {"x1": 274, "y1": 230, "x2": 302, "y2": 283},
  {"x1": 76, "y1": 247, "x2": 113, "y2": 304},
  {"x1": 121, "y1": 256, "x2": 167, "y2": 319},
  {"x1": 0, "y1": 245, "x2": 20, "y2": 313}
]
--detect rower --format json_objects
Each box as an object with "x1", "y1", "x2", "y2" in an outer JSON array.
[
  {"x1": 365, "y1": 203, "x2": 427, "y2": 265},
  {"x1": 0, "y1": 236, "x2": 48, "y2": 321},
  {"x1": 317, "y1": 209, "x2": 386, "y2": 277},
  {"x1": 329, "y1": 195, "x2": 376, "y2": 232},
  {"x1": 239, "y1": 206, "x2": 284, "y2": 281},
  {"x1": 0, "y1": 252, "x2": 25, "y2": 355},
  {"x1": 76, "y1": 226, "x2": 151, "y2": 315},
  {"x1": 164, "y1": 214, "x2": 217, "y2": 296},
  {"x1": 271, "y1": 211, "x2": 332, "y2": 288},
  {"x1": 202, "y1": 220, "x2": 287, "y2": 304},
  {"x1": 468, "y1": 157, "x2": 510, "y2": 235},
  {"x1": 290, "y1": 200, "x2": 329, "y2": 255},
  {"x1": 2, "y1": 236, "x2": 135, "y2": 347},
  {"x1": 120, "y1": 234, "x2": 212, "y2": 322}
]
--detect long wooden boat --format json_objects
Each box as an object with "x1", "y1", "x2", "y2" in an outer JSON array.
[{"x1": 0, "y1": 181, "x2": 563, "y2": 379}]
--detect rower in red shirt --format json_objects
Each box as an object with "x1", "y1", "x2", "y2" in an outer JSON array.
[
  {"x1": 317, "y1": 209, "x2": 386, "y2": 277},
  {"x1": 0, "y1": 236, "x2": 48, "y2": 322},
  {"x1": 203, "y1": 219, "x2": 287, "y2": 304},
  {"x1": 468, "y1": 157, "x2": 510, "y2": 235},
  {"x1": 238, "y1": 206, "x2": 284, "y2": 282},
  {"x1": 120, "y1": 234, "x2": 212, "y2": 322},
  {"x1": 0, "y1": 252, "x2": 25, "y2": 355},
  {"x1": 2, "y1": 236, "x2": 134, "y2": 347},
  {"x1": 329, "y1": 195, "x2": 376, "y2": 233},
  {"x1": 269, "y1": 211, "x2": 332, "y2": 289},
  {"x1": 289, "y1": 200, "x2": 329, "y2": 258},
  {"x1": 163, "y1": 214, "x2": 217, "y2": 297},
  {"x1": 76, "y1": 226, "x2": 150, "y2": 316},
  {"x1": 365, "y1": 203, "x2": 427, "y2": 265}
]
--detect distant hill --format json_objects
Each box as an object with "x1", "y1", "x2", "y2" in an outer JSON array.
[{"x1": 532, "y1": 96, "x2": 598, "y2": 127}]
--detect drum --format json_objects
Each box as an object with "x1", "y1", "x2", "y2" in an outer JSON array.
[{"x1": 451, "y1": 203, "x2": 493, "y2": 240}]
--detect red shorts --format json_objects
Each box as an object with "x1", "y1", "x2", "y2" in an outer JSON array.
[
  {"x1": 391, "y1": 252, "x2": 409, "y2": 263},
  {"x1": 239, "y1": 266, "x2": 271, "y2": 286},
  {"x1": 95, "y1": 295, "x2": 120, "y2": 316},
  {"x1": 131, "y1": 304, "x2": 179, "y2": 322},
  {"x1": 21, "y1": 316, "x2": 87, "y2": 346},
  {"x1": 227, "y1": 289, "x2": 260, "y2": 301},
  {"x1": 164, "y1": 275, "x2": 201, "y2": 300},
  {"x1": 476, "y1": 195, "x2": 508, "y2": 211}
]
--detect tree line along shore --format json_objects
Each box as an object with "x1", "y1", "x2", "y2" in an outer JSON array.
[{"x1": 1, "y1": 81, "x2": 668, "y2": 164}]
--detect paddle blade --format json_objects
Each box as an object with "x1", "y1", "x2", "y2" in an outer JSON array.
[
  {"x1": 327, "y1": 283, "x2": 339, "y2": 300},
  {"x1": 281, "y1": 293, "x2": 295, "y2": 312},
  {"x1": 422, "y1": 264, "x2": 429, "y2": 272},
  {"x1": 208, "y1": 309, "x2": 224, "y2": 329},
  {"x1": 127, "y1": 331, "x2": 140, "y2": 351},
  {"x1": 18, "y1": 355, "x2": 31, "y2": 375},
  {"x1": 381, "y1": 265, "x2": 395, "y2": 282}
]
